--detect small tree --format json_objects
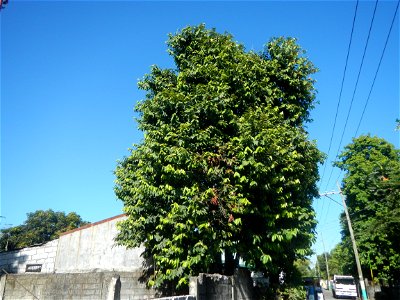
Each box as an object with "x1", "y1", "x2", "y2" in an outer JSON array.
[
  {"x1": 0, "y1": 209, "x2": 88, "y2": 251},
  {"x1": 115, "y1": 24, "x2": 323, "y2": 289}
]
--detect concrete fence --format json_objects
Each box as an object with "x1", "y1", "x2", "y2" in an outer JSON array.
[
  {"x1": 0, "y1": 240, "x2": 58, "y2": 274},
  {"x1": 0, "y1": 215, "x2": 256, "y2": 299},
  {"x1": 189, "y1": 270, "x2": 254, "y2": 300},
  {"x1": 0, "y1": 270, "x2": 256, "y2": 299},
  {"x1": 54, "y1": 215, "x2": 143, "y2": 273},
  {"x1": 0, "y1": 271, "x2": 157, "y2": 300},
  {"x1": 0, "y1": 215, "x2": 143, "y2": 275}
]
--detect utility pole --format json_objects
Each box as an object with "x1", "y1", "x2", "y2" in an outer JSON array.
[
  {"x1": 320, "y1": 233, "x2": 331, "y2": 290},
  {"x1": 315, "y1": 255, "x2": 321, "y2": 278},
  {"x1": 337, "y1": 183, "x2": 368, "y2": 300}
]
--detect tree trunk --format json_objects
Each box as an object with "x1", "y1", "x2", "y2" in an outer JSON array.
[{"x1": 224, "y1": 249, "x2": 235, "y2": 276}]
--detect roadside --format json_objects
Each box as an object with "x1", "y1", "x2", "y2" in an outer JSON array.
[{"x1": 322, "y1": 288, "x2": 335, "y2": 300}]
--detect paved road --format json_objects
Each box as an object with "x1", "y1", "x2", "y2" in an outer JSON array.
[
  {"x1": 322, "y1": 288, "x2": 335, "y2": 300},
  {"x1": 321, "y1": 288, "x2": 359, "y2": 300}
]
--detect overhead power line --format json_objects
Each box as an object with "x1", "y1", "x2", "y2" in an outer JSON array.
[
  {"x1": 324, "y1": 0, "x2": 381, "y2": 191},
  {"x1": 335, "y1": 0, "x2": 400, "y2": 185},
  {"x1": 319, "y1": 0, "x2": 360, "y2": 193},
  {"x1": 317, "y1": 1, "x2": 360, "y2": 223},
  {"x1": 354, "y1": 0, "x2": 400, "y2": 137},
  {"x1": 334, "y1": 0, "x2": 379, "y2": 157},
  {"x1": 326, "y1": 0, "x2": 379, "y2": 188}
]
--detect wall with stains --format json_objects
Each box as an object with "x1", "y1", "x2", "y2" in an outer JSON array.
[
  {"x1": 1, "y1": 271, "x2": 157, "y2": 300},
  {"x1": 0, "y1": 239, "x2": 58, "y2": 274},
  {"x1": 54, "y1": 215, "x2": 144, "y2": 273},
  {"x1": 0, "y1": 214, "x2": 144, "y2": 275}
]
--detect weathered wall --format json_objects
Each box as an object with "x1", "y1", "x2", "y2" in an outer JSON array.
[
  {"x1": 0, "y1": 240, "x2": 58, "y2": 274},
  {"x1": 1, "y1": 271, "x2": 157, "y2": 300},
  {"x1": 54, "y1": 215, "x2": 144, "y2": 273},
  {"x1": 190, "y1": 270, "x2": 254, "y2": 300},
  {"x1": 0, "y1": 215, "x2": 144, "y2": 275},
  {"x1": 0, "y1": 215, "x2": 255, "y2": 299},
  {"x1": 1, "y1": 270, "x2": 255, "y2": 300}
]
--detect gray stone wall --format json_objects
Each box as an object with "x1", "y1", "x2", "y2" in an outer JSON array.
[
  {"x1": 190, "y1": 270, "x2": 254, "y2": 300},
  {"x1": 0, "y1": 215, "x2": 255, "y2": 299},
  {"x1": 55, "y1": 216, "x2": 144, "y2": 273},
  {"x1": 1, "y1": 270, "x2": 255, "y2": 299},
  {"x1": 0, "y1": 215, "x2": 144, "y2": 275},
  {"x1": 1, "y1": 271, "x2": 157, "y2": 300},
  {"x1": 0, "y1": 240, "x2": 58, "y2": 274},
  {"x1": 154, "y1": 297, "x2": 195, "y2": 300}
]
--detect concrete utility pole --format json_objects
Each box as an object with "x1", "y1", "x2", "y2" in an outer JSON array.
[
  {"x1": 337, "y1": 184, "x2": 368, "y2": 300},
  {"x1": 320, "y1": 233, "x2": 331, "y2": 289},
  {"x1": 319, "y1": 188, "x2": 368, "y2": 300},
  {"x1": 315, "y1": 255, "x2": 321, "y2": 278}
]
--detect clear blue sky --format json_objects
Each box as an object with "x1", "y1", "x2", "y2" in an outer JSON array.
[{"x1": 1, "y1": 1, "x2": 399, "y2": 259}]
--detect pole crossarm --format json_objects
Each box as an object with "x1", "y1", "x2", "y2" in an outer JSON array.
[
  {"x1": 319, "y1": 191, "x2": 340, "y2": 196},
  {"x1": 319, "y1": 191, "x2": 343, "y2": 207}
]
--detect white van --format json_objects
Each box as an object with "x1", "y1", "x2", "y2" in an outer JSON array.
[{"x1": 332, "y1": 275, "x2": 357, "y2": 298}]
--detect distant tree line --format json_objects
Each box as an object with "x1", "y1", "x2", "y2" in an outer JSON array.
[{"x1": 0, "y1": 209, "x2": 88, "y2": 251}]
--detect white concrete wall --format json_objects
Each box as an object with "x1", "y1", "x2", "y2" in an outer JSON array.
[
  {"x1": 0, "y1": 239, "x2": 58, "y2": 273},
  {"x1": 54, "y1": 215, "x2": 144, "y2": 273}
]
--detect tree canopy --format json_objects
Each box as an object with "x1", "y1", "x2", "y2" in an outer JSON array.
[
  {"x1": 315, "y1": 252, "x2": 330, "y2": 279},
  {"x1": 334, "y1": 135, "x2": 400, "y2": 284},
  {"x1": 294, "y1": 258, "x2": 314, "y2": 278},
  {"x1": 0, "y1": 209, "x2": 88, "y2": 251},
  {"x1": 115, "y1": 24, "x2": 323, "y2": 289}
]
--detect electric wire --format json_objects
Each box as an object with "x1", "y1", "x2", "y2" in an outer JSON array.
[
  {"x1": 335, "y1": 0, "x2": 379, "y2": 153},
  {"x1": 314, "y1": 0, "x2": 397, "y2": 254},
  {"x1": 316, "y1": 1, "x2": 360, "y2": 229},
  {"x1": 320, "y1": 193, "x2": 342, "y2": 230},
  {"x1": 354, "y1": 0, "x2": 400, "y2": 137},
  {"x1": 318, "y1": 220, "x2": 343, "y2": 230},
  {"x1": 327, "y1": 0, "x2": 379, "y2": 189},
  {"x1": 317, "y1": 193, "x2": 345, "y2": 252},
  {"x1": 335, "y1": 0, "x2": 400, "y2": 185},
  {"x1": 324, "y1": 0, "x2": 379, "y2": 192},
  {"x1": 318, "y1": 0, "x2": 360, "y2": 195},
  {"x1": 323, "y1": 199, "x2": 332, "y2": 229}
]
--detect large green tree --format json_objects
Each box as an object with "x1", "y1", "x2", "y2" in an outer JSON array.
[
  {"x1": 115, "y1": 25, "x2": 323, "y2": 289},
  {"x1": 0, "y1": 209, "x2": 88, "y2": 251},
  {"x1": 334, "y1": 135, "x2": 400, "y2": 284}
]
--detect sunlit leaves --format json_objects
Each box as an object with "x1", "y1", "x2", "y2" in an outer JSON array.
[
  {"x1": 335, "y1": 135, "x2": 400, "y2": 283},
  {"x1": 115, "y1": 24, "x2": 322, "y2": 289}
]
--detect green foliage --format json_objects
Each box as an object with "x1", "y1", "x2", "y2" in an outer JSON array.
[
  {"x1": 0, "y1": 209, "x2": 88, "y2": 251},
  {"x1": 294, "y1": 258, "x2": 314, "y2": 278},
  {"x1": 276, "y1": 285, "x2": 307, "y2": 300},
  {"x1": 316, "y1": 252, "x2": 330, "y2": 279},
  {"x1": 335, "y1": 135, "x2": 400, "y2": 283},
  {"x1": 115, "y1": 24, "x2": 323, "y2": 289},
  {"x1": 327, "y1": 243, "x2": 356, "y2": 276},
  {"x1": 319, "y1": 243, "x2": 356, "y2": 278}
]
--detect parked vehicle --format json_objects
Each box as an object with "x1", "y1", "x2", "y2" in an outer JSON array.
[{"x1": 332, "y1": 275, "x2": 357, "y2": 298}]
